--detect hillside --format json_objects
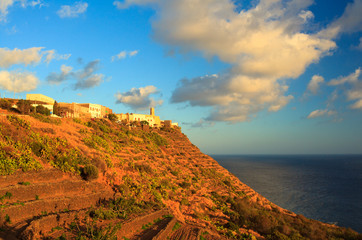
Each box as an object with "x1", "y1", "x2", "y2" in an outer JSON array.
[{"x1": 0, "y1": 114, "x2": 361, "y2": 240}]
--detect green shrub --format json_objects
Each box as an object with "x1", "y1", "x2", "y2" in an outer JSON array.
[
  {"x1": 19, "y1": 181, "x2": 31, "y2": 186},
  {"x1": 134, "y1": 164, "x2": 153, "y2": 174},
  {"x1": 30, "y1": 141, "x2": 44, "y2": 157},
  {"x1": 172, "y1": 222, "x2": 181, "y2": 231},
  {"x1": 105, "y1": 158, "x2": 113, "y2": 168},
  {"x1": 31, "y1": 113, "x2": 61, "y2": 125},
  {"x1": 107, "y1": 114, "x2": 118, "y2": 122},
  {"x1": 0, "y1": 151, "x2": 17, "y2": 175},
  {"x1": 180, "y1": 198, "x2": 189, "y2": 206},
  {"x1": 73, "y1": 118, "x2": 82, "y2": 124},
  {"x1": 74, "y1": 220, "x2": 121, "y2": 240},
  {"x1": 82, "y1": 165, "x2": 99, "y2": 180},
  {"x1": 7, "y1": 115, "x2": 30, "y2": 129},
  {"x1": 178, "y1": 181, "x2": 191, "y2": 189},
  {"x1": 16, "y1": 99, "x2": 33, "y2": 115},
  {"x1": 0, "y1": 192, "x2": 12, "y2": 202},
  {"x1": 148, "y1": 132, "x2": 168, "y2": 146},
  {"x1": 35, "y1": 105, "x2": 51, "y2": 116},
  {"x1": 0, "y1": 145, "x2": 42, "y2": 175},
  {"x1": 0, "y1": 99, "x2": 12, "y2": 110},
  {"x1": 89, "y1": 207, "x2": 118, "y2": 220}
]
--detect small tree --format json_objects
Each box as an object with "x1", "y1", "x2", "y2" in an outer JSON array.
[
  {"x1": 0, "y1": 99, "x2": 12, "y2": 110},
  {"x1": 53, "y1": 101, "x2": 60, "y2": 116},
  {"x1": 140, "y1": 120, "x2": 149, "y2": 126},
  {"x1": 107, "y1": 113, "x2": 118, "y2": 122},
  {"x1": 16, "y1": 99, "x2": 33, "y2": 115},
  {"x1": 35, "y1": 105, "x2": 51, "y2": 116}
]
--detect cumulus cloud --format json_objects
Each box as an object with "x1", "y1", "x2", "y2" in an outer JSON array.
[
  {"x1": 0, "y1": 70, "x2": 39, "y2": 93},
  {"x1": 328, "y1": 67, "x2": 362, "y2": 110},
  {"x1": 307, "y1": 75, "x2": 324, "y2": 95},
  {"x1": 111, "y1": 50, "x2": 139, "y2": 62},
  {"x1": 57, "y1": 1, "x2": 88, "y2": 18},
  {"x1": 0, "y1": 0, "x2": 44, "y2": 22},
  {"x1": 46, "y1": 60, "x2": 105, "y2": 90},
  {"x1": 120, "y1": 0, "x2": 336, "y2": 122},
  {"x1": 0, "y1": 47, "x2": 67, "y2": 68},
  {"x1": 115, "y1": 85, "x2": 163, "y2": 110},
  {"x1": 116, "y1": 0, "x2": 362, "y2": 122},
  {"x1": 171, "y1": 74, "x2": 293, "y2": 122},
  {"x1": 0, "y1": 47, "x2": 43, "y2": 68},
  {"x1": 307, "y1": 109, "x2": 337, "y2": 119}
]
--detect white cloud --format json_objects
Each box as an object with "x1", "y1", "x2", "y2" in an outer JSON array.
[
  {"x1": 357, "y1": 37, "x2": 362, "y2": 50},
  {"x1": 57, "y1": 2, "x2": 88, "y2": 18},
  {"x1": 72, "y1": 60, "x2": 104, "y2": 89},
  {"x1": 0, "y1": 47, "x2": 68, "y2": 68},
  {"x1": 117, "y1": 0, "x2": 362, "y2": 122},
  {"x1": 44, "y1": 50, "x2": 71, "y2": 64},
  {"x1": 115, "y1": 85, "x2": 163, "y2": 110},
  {"x1": 307, "y1": 109, "x2": 336, "y2": 119},
  {"x1": 171, "y1": 74, "x2": 293, "y2": 122},
  {"x1": 328, "y1": 67, "x2": 362, "y2": 110},
  {"x1": 129, "y1": 50, "x2": 139, "y2": 56},
  {"x1": 0, "y1": 47, "x2": 43, "y2": 68},
  {"x1": 113, "y1": 0, "x2": 156, "y2": 9},
  {"x1": 27, "y1": 0, "x2": 43, "y2": 7},
  {"x1": 319, "y1": 0, "x2": 362, "y2": 39},
  {"x1": 0, "y1": 0, "x2": 44, "y2": 22},
  {"x1": 0, "y1": 0, "x2": 15, "y2": 22},
  {"x1": 123, "y1": 0, "x2": 335, "y2": 122},
  {"x1": 46, "y1": 64, "x2": 73, "y2": 85},
  {"x1": 350, "y1": 99, "x2": 362, "y2": 109},
  {"x1": 191, "y1": 119, "x2": 215, "y2": 128},
  {"x1": 307, "y1": 75, "x2": 324, "y2": 95},
  {"x1": 47, "y1": 60, "x2": 105, "y2": 90},
  {"x1": 353, "y1": 37, "x2": 362, "y2": 50},
  {"x1": 0, "y1": 70, "x2": 39, "y2": 93},
  {"x1": 111, "y1": 50, "x2": 139, "y2": 62},
  {"x1": 328, "y1": 68, "x2": 360, "y2": 86},
  {"x1": 299, "y1": 10, "x2": 314, "y2": 23}
]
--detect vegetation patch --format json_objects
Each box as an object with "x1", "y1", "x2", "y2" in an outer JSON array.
[
  {"x1": 31, "y1": 113, "x2": 61, "y2": 125},
  {"x1": 172, "y1": 222, "x2": 182, "y2": 231},
  {"x1": 82, "y1": 164, "x2": 99, "y2": 180}
]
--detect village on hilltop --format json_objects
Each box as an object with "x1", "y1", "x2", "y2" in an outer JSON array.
[{"x1": 1, "y1": 93, "x2": 179, "y2": 129}]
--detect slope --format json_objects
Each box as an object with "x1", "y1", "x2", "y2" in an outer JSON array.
[{"x1": 0, "y1": 114, "x2": 360, "y2": 240}]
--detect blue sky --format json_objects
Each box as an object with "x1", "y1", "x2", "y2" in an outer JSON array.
[{"x1": 0, "y1": 0, "x2": 361, "y2": 154}]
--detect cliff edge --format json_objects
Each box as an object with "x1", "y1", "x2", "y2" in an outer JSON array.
[{"x1": 0, "y1": 114, "x2": 360, "y2": 240}]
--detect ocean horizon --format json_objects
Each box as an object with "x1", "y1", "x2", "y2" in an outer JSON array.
[{"x1": 212, "y1": 154, "x2": 362, "y2": 233}]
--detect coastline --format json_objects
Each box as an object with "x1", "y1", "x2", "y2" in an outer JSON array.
[{"x1": 212, "y1": 154, "x2": 362, "y2": 233}]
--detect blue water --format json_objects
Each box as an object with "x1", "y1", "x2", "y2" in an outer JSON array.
[{"x1": 212, "y1": 155, "x2": 362, "y2": 233}]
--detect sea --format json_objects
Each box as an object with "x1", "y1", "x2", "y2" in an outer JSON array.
[{"x1": 212, "y1": 155, "x2": 362, "y2": 233}]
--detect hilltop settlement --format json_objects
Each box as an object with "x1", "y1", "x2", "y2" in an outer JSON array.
[{"x1": 1, "y1": 93, "x2": 179, "y2": 129}]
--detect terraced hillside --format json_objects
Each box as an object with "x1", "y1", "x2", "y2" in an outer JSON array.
[{"x1": 0, "y1": 114, "x2": 361, "y2": 239}]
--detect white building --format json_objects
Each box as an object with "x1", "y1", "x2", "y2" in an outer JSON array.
[
  {"x1": 116, "y1": 108, "x2": 161, "y2": 127},
  {"x1": 79, "y1": 103, "x2": 102, "y2": 118},
  {"x1": 26, "y1": 94, "x2": 55, "y2": 105}
]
